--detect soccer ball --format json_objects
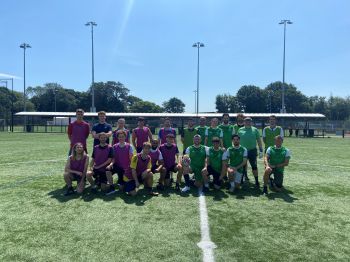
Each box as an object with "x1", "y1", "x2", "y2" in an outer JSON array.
[{"x1": 182, "y1": 155, "x2": 191, "y2": 167}]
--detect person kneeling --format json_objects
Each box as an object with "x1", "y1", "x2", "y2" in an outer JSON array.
[
  {"x1": 263, "y1": 135, "x2": 291, "y2": 195},
  {"x1": 226, "y1": 135, "x2": 248, "y2": 193},
  {"x1": 126, "y1": 142, "x2": 159, "y2": 196},
  {"x1": 64, "y1": 142, "x2": 89, "y2": 196},
  {"x1": 86, "y1": 133, "x2": 113, "y2": 193}
]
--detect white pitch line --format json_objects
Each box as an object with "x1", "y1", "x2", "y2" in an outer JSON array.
[
  {"x1": 0, "y1": 158, "x2": 66, "y2": 166},
  {"x1": 197, "y1": 189, "x2": 216, "y2": 262}
]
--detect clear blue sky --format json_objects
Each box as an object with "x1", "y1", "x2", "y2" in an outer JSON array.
[{"x1": 1, "y1": 0, "x2": 349, "y2": 112}]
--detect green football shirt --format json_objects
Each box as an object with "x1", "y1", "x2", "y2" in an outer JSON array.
[
  {"x1": 237, "y1": 126, "x2": 260, "y2": 150},
  {"x1": 205, "y1": 127, "x2": 223, "y2": 147},
  {"x1": 196, "y1": 126, "x2": 207, "y2": 145},
  {"x1": 266, "y1": 146, "x2": 291, "y2": 173},
  {"x1": 185, "y1": 145, "x2": 208, "y2": 172},
  {"x1": 219, "y1": 124, "x2": 234, "y2": 149},
  {"x1": 182, "y1": 128, "x2": 198, "y2": 152},
  {"x1": 263, "y1": 126, "x2": 283, "y2": 150},
  {"x1": 226, "y1": 145, "x2": 248, "y2": 173},
  {"x1": 208, "y1": 147, "x2": 226, "y2": 173}
]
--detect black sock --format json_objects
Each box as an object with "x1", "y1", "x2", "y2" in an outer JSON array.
[
  {"x1": 184, "y1": 174, "x2": 190, "y2": 187},
  {"x1": 254, "y1": 176, "x2": 259, "y2": 184}
]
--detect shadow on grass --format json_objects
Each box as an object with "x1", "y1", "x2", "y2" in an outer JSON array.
[
  {"x1": 266, "y1": 188, "x2": 298, "y2": 203},
  {"x1": 222, "y1": 182, "x2": 298, "y2": 203},
  {"x1": 48, "y1": 185, "x2": 154, "y2": 206}
]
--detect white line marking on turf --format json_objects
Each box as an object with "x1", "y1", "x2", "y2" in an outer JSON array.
[
  {"x1": 197, "y1": 189, "x2": 216, "y2": 262},
  {"x1": 0, "y1": 158, "x2": 66, "y2": 166}
]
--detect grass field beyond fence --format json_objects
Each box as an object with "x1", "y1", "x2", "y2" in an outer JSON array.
[{"x1": 0, "y1": 133, "x2": 349, "y2": 262}]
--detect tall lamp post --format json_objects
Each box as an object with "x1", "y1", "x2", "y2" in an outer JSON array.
[
  {"x1": 193, "y1": 90, "x2": 197, "y2": 113},
  {"x1": 192, "y1": 42, "x2": 204, "y2": 114},
  {"x1": 85, "y1": 21, "x2": 97, "y2": 113},
  {"x1": 20, "y1": 43, "x2": 31, "y2": 131},
  {"x1": 279, "y1": 20, "x2": 292, "y2": 113}
]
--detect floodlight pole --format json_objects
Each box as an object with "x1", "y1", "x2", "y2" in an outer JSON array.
[
  {"x1": 20, "y1": 43, "x2": 31, "y2": 131},
  {"x1": 193, "y1": 90, "x2": 197, "y2": 113},
  {"x1": 193, "y1": 42, "x2": 204, "y2": 115},
  {"x1": 85, "y1": 21, "x2": 97, "y2": 113},
  {"x1": 279, "y1": 20, "x2": 292, "y2": 113}
]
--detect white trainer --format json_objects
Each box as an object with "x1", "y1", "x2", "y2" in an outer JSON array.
[{"x1": 181, "y1": 186, "x2": 191, "y2": 193}]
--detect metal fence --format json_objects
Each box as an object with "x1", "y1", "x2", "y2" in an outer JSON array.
[{"x1": 1, "y1": 115, "x2": 349, "y2": 138}]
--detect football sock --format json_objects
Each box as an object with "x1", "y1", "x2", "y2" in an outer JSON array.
[
  {"x1": 254, "y1": 176, "x2": 259, "y2": 184},
  {"x1": 184, "y1": 174, "x2": 190, "y2": 187}
]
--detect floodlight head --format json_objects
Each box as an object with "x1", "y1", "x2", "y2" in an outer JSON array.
[
  {"x1": 20, "y1": 43, "x2": 31, "y2": 49},
  {"x1": 85, "y1": 21, "x2": 97, "y2": 26},
  {"x1": 200, "y1": 43, "x2": 205, "y2": 47},
  {"x1": 192, "y1": 43, "x2": 198, "y2": 47},
  {"x1": 287, "y1": 21, "x2": 293, "y2": 24}
]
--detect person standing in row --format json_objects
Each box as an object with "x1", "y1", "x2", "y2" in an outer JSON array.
[
  {"x1": 112, "y1": 118, "x2": 130, "y2": 145},
  {"x1": 233, "y1": 113, "x2": 245, "y2": 135},
  {"x1": 219, "y1": 113, "x2": 234, "y2": 150},
  {"x1": 158, "y1": 117, "x2": 177, "y2": 145},
  {"x1": 91, "y1": 111, "x2": 112, "y2": 147},
  {"x1": 262, "y1": 115, "x2": 284, "y2": 152},
  {"x1": 237, "y1": 117, "x2": 263, "y2": 188},
  {"x1": 67, "y1": 109, "x2": 90, "y2": 154},
  {"x1": 205, "y1": 117, "x2": 223, "y2": 147},
  {"x1": 181, "y1": 118, "x2": 197, "y2": 155},
  {"x1": 132, "y1": 117, "x2": 153, "y2": 153},
  {"x1": 196, "y1": 117, "x2": 207, "y2": 145}
]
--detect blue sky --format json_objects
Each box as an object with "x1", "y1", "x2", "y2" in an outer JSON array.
[{"x1": 1, "y1": 0, "x2": 349, "y2": 112}]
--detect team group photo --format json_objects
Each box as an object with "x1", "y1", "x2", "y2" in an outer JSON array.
[
  {"x1": 1, "y1": 1, "x2": 350, "y2": 261},
  {"x1": 65, "y1": 110, "x2": 291, "y2": 198}
]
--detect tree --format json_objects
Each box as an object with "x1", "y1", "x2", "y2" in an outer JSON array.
[
  {"x1": 91, "y1": 81, "x2": 130, "y2": 112},
  {"x1": 328, "y1": 96, "x2": 350, "y2": 120},
  {"x1": 28, "y1": 83, "x2": 80, "y2": 112},
  {"x1": 264, "y1": 82, "x2": 310, "y2": 113},
  {"x1": 236, "y1": 85, "x2": 266, "y2": 113},
  {"x1": 162, "y1": 97, "x2": 185, "y2": 113},
  {"x1": 129, "y1": 101, "x2": 164, "y2": 113},
  {"x1": 215, "y1": 94, "x2": 237, "y2": 113}
]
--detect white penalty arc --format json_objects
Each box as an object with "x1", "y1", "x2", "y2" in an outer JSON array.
[{"x1": 197, "y1": 189, "x2": 217, "y2": 262}]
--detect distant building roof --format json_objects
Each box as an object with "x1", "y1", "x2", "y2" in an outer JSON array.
[{"x1": 15, "y1": 112, "x2": 326, "y2": 118}]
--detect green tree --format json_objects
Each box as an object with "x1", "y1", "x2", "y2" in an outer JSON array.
[
  {"x1": 264, "y1": 82, "x2": 310, "y2": 113},
  {"x1": 328, "y1": 96, "x2": 350, "y2": 120},
  {"x1": 91, "y1": 81, "x2": 129, "y2": 112},
  {"x1": 215, "y1": 94, "x2": 237, "y2": 113},
  {"x1": 28, "y1": 83, "x2": 79, "y2": 112},
  {"x1": 236, "y1": 85, "x2": 266, "y2": 113},
  {"x1": 162, "y1": 97, "x2": 185, "y2": 113},
  {"x1": 129, "y1": 101, "x2": 164, "y2": 113}
]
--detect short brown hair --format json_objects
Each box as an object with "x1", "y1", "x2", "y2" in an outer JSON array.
[
  {"x1": 98, "y1": 111, "x2": 106, "y2": 116},
  {"x1": 143, "y1": 142, "x2": 152, "y2": 149}
]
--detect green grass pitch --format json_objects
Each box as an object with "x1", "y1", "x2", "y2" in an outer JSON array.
[{"x1": 0, "y1": 133, "x2": 349, "y2": 262}]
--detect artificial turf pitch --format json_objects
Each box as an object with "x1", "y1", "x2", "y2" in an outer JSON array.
[{"x1": 0, "y1": 133, "x2": 349, "y2": 262}]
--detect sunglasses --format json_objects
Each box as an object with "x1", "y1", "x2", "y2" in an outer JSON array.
[{"x1": 212, "y1": 140, "x2": 220, "y2": 143}]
